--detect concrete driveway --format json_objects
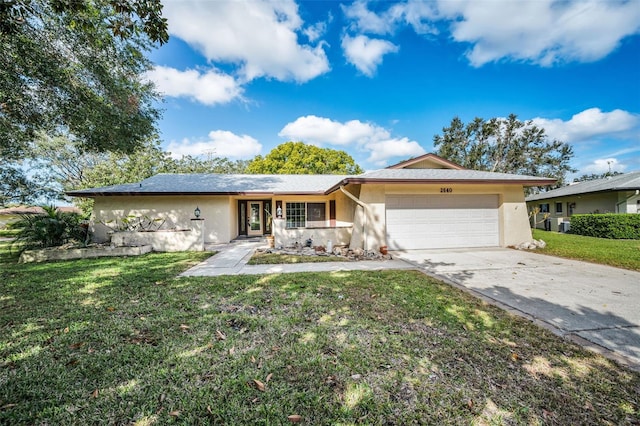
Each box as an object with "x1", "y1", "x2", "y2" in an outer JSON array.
[{"x1": 393, "y1": 247, "x2": 640, "y2": 371}]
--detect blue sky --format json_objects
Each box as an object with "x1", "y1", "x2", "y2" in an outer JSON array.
[{"x1": 145, "y1": 0, "x2": 640, "y2": 177}]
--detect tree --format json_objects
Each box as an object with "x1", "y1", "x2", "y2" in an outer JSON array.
[
  {"x1": 27, "y1": 135, "x2": 250, "y2": 212},
  {"x1": 1, "y1": 0, "x2": 167, "y2": 161},
  {"x1": 574, "y1": 171, "x2": 623, "y2": 182},
  {"x1": 433, "y1": 114, "x2": 575, "y2": 185},
  {"x1": 246, "y1": 142, "x2": 363, "y2": 175}
]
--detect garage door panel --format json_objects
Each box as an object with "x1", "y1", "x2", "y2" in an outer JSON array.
[{"x1": 386, "y1": 195, "x2": 499, "y2": 250}]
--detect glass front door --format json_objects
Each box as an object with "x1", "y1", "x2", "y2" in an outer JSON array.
[{"x1": 248, "y1": 201, "x2": 263, "y2": 236}]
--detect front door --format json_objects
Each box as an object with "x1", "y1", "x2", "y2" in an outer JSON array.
[{"x1": 248, "y1": 201, "x2": 263, "y2": 236}]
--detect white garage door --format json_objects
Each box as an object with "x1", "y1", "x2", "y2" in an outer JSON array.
[{"x1": 386, "y1": 194, "x2": 499, "y2": 250}]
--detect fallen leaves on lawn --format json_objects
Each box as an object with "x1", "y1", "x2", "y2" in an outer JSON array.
[
  {"x1": 253, "y1": 379, "x2": 266, "y2": 392},
  {"x1": 288, "y1": 414, "x2": 302, "y2": 423},
  {"x1": 90, "y1": 389, "x2": 98, "y2": 398},
  {"x1": 168, "y1": 410, "x2": 180, "y2": 417},
  {"x1": 1, "y1": 404, "x2": 17, "y2": 410},
  {"x1": 216, "y1": 329, "x2": 226, "y2": 340},
  {"x1": 179, "y1": 324, "x2": 190, "y2": 331}
]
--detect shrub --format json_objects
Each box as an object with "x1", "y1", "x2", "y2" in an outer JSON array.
[
  {"x1": 570, "y1": 214, "x2": 640, "y2": 239},
  {"x1": 11, "y1": 205, "x2": 88, "y2": 252}
]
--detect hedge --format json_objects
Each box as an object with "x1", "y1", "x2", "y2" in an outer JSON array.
[{"x1": 570, "y1": 214, "x2": 640, "y2": 239}]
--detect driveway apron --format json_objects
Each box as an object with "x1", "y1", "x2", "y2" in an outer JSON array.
[{"x1": 394, "y1": 247, "x2": 640, "y2": 370}]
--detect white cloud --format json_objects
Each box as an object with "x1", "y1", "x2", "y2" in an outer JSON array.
[
  {"x1": 279, "y1": 115, "x2": 389, "y2": 145},
  {"x1": 144, "y1": 66, "x2": 242, "y2": 106},
  {"x1": 532, "y1": 108, "x2": 639, "y2": 142},
  {"x1": 366, "y1": 138, "x2": 426, "y2": 166},
  {"x1": 279, "y1": 115, "x2": 424, "y2": 165},
  {"x1": 162, "y1": 0, "x2": 329, "y2": 83},
  {"x1": 341, "y1": 35, "x2": 399, "y2": 76},
  {"x1": 342, "y1": 0, "x2": 438, "y2": 35},
  {"x1": 581, "y1": 158, "x2": 627, "y2": 174},
  {"x1": 437, "y1": 0, "x2": 640, "y2": 66},
  {"x1": 167, "y1": 130, "x2": 262, "y2": 159},
  {"x1": 304, "y1": 13, "x2": 332, "y2": 42},
  {"x1": 342, "y1": 0, "x2": 395, "y2": 35},
  {"x1": 341, "y1": 0, "x2": 640, "y2": 67}
]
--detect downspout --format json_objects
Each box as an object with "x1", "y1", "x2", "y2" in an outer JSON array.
[{"x1": 339, "y1": 185, "x2": 368, "y2": 250}]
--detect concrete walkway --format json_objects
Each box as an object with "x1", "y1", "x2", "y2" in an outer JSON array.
[
  {"x1": 393, "y1": 247, "x2": 640, "y2": 371},
  {"x1": 180, "y1": 240, "x2": 413, "y2": 277}
]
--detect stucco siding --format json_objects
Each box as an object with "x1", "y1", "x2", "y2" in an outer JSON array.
[
  {"x1": 357, "y1": 184, "x2": 386, "y2": 251},
  {"x1": 91, "y1": 195, "x2": 231, "y2": 244},
  {"x1": 499, "y1": 186, "x2": 533, "y2": 246}
]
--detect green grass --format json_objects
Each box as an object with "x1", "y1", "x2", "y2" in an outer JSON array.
[
  {"x1": 248, "y1": 251, "x2": 349, "y2": 265},
  {"x1": 0, "y1": 228, "x2": 19, "y2": 238},
  {"x1": 1, "y1": 241, "x2": 639, "y2": 424},
  {"x1": 532, "y1": 229, "x2": 640, "y2": 271}
]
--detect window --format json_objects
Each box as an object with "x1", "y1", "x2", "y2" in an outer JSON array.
[
  {"x1": 539, "y1": 203, "x2": 549, "y2": 213},
  {"x1": 285, "y1": 202, "x2": 328, "y2": 228},
  {"x1": 307, "y1": 203, "x2": 326, "y2": 226},
  {"x1": 555, "y1": 202, "x2": 563, "y2": 213},
  {"x1": 286, "y1": 202, "x2": 306, "y2": 228}
]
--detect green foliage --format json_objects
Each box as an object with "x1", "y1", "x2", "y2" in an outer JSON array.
[
  {"x1": 570, "y1": 214, "x2": 640, "y2": 239},
  {"x1": 0, "y1": 0, "x2": 164, "y2": 162},
  {"x1": 0, "y1": 0, "x2": 168, "y2": 44},
  {"x1": 247, "y1": 141, "x2": 363, "y2": 175},
  {"x1": 0, "y1": 162, "x2": 52, "y2": 206},
  {"x1": 11, "y1": 205, "x2": 87, "y2": 252},
  {"x1": 573, "y1": 171, "x2": 624, "y2": 182},
  {"x1": 25, "y1": 136, "x2": 249, "y2": 212},
  {"x1": 433, "y1": 114, "x2": 575, "y2": 185}
]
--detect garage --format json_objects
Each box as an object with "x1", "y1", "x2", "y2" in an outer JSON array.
[{"x1": 385, "y1": 194, "x2": 499, "y2": 250}]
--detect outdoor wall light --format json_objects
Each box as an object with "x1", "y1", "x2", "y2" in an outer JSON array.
[{"x1": 194, "y1": 206, "x2": 201, "y2": 218}]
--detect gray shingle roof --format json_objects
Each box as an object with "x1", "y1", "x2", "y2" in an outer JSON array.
[
  {"x1": 67, "y1": 174, "x2": 349, "y2": 196},
  {"x1": 356, "y1": 169, "x2": 555, "y2": 182},
  {"x1": 526, "y1": 171, "x2": 640, "y2": 202},
  {"x1": 67, "y1": 169, "x2": 556, "y2": 197}
]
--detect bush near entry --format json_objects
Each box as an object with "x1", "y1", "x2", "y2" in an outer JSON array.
[{"x1": 570, "y1": 213, "x2": 640, "y2": 239}]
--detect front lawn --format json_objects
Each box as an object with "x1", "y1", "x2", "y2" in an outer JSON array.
[
  {"x1": 1, "y1": 245, "x2": 638, "y2": 424},
  {"x1": 532, "y1": 229, "x2": 640, "y2": 271}
]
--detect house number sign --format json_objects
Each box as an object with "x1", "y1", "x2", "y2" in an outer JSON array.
[{"x1": 440, "y1": 187, "x2": 453, "y2": 193}]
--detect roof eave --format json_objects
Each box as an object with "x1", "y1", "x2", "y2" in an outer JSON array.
[
  {"x1": 325, "y1": 177, "x2": 555, "y2": 193},
  {"x1": 526, "y1": 186, "x2": 640, "y2": 202},
  {"x1": 66, "y1": 190, "x2": 331, "y2": 197}
]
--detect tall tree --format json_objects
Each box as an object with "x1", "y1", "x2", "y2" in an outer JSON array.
[
  {"x1": 247, "y1": 141, "x2": 363, "y2": 175},
  {"x1": 27, "y1": 135, "x2": 250, "y2": 211},
  {"x1": 0, "y1": 0, "x2": 167, "y2": 161},
  {"x1": 433, "y1": 114, "x2": 575, "y2": 185}
]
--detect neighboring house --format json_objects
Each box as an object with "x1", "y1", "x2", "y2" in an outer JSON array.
[
  {"x1": 0, "y1": 206, "x2": 81, "y2": 229},
  {"x1": 67, "y1": 154, "x2": 554, "y2": 251},
  {"x1": 526, "y1": 171, "x2": 640, "y2": 231}
]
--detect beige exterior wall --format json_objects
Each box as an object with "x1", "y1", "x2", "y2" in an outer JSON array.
[
  {"x1": 272, "y1": 218, "x2": 352, "y2": 247},
  {"x1": 91, "y1": 195, "x2": 231, "y2": 244},
  {"x1": 357, "y1": 184, "x2": 387, "y2": 251}
]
